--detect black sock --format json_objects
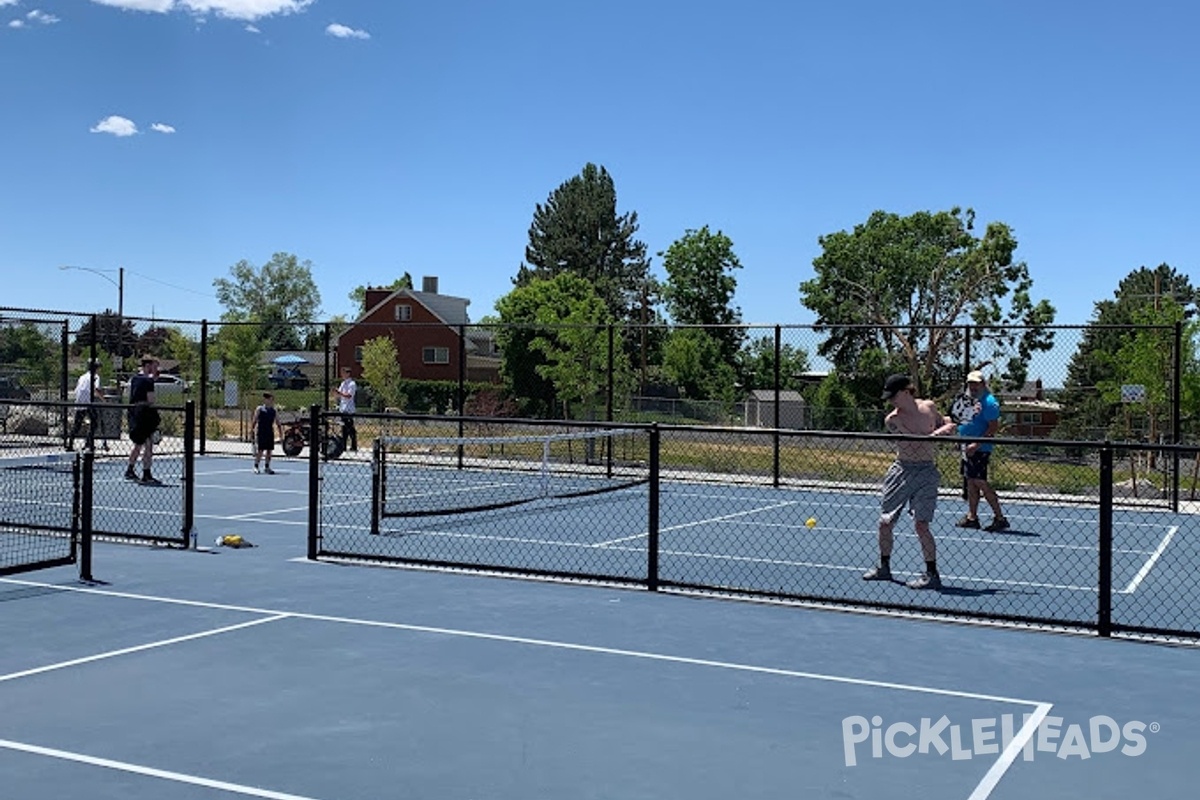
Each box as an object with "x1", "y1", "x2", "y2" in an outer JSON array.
[
  {"x1": 926, "y1": 560, "x2": 937, "y2": 574},
  {"x1": 880, "y1": 556, "x2": 891, "y2": 570}
]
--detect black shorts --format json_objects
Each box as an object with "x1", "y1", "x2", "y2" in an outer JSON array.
[
  {"x1": 129, "y1": 405, "x2": 160, "y2": 445},
  {"x1": 962, "y1": 450, "x2": 991, "y2": 481},
  {"x1": 256, "y1": 435, "x2": 275, "y2": 452}
]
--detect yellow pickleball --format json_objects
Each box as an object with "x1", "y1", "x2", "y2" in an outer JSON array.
[{"x1": 805, "y1": 518, "x2": 817, "y2": 529}]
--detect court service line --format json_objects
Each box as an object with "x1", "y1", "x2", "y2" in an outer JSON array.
[
  {"x1": 967, "y1": 702, "x2": 1055, "y2": 800},
  {"x1": 593, "y1": 500, "x2": 800, "y2": 547},
  {"x1": 0, "y1": 576, "x2": 1048, "y2": 709},
  {"x1": 1122, "y1": 525, "x2": 1178, "y2": 594},
  {"x1": 0, "y1": 615, "x2": 288, "y2": 684},
  {"x1": 0, "y1": 739, "x2": 326, "y2": 800}
]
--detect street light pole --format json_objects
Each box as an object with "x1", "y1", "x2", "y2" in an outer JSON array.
[{"x1": 59, "y1": 264, "x2": 125, "y2": 360}]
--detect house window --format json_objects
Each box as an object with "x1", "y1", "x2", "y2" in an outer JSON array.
[
  {"x1": 353, "y1": 346, "x2": 363, "y2": 363},
  {"x1": 395, "y1": 304, "x2": 412, "y2": 322},
  {"x1": 1019, "y1": 412, "x2": 1043, "y2": 425},
  {"x1": 423, "y1": 347, "x2": 449, "y2": 364}
]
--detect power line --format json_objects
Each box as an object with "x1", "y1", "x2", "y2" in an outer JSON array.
[{"x1": 125, "y1": 270, "x2": 217, "y2": 299}]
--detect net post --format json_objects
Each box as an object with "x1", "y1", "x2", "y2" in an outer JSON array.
[
  {"x1": 79, "y1": 449, "x2": 93, "y2": 582},
  {"x1": 647, "y1": 423, "x2": 660, "y2": 591},
  {"x1": 1098, "y1": 444, "x2": 1113, "y2": 637},
  {"x1": 307, "y1": 404, "x2": 321, "y2": 560},
  {"x1": 183, "y1": 399, "x2": 195, "y2": 542},
  {"x1": 371, "y1": 437, "x2": 381, "y2": 535}
]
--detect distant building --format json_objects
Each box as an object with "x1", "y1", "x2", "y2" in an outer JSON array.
[
  {"x1": 744, "y1": 389, "x2": 807, "y2": 429},
  {"x1": 996, "y1": 378, "x2": 1061, "y2": 437},
  {"x1": 333, "y1": 276, "x2": 500, "y2": 383}
]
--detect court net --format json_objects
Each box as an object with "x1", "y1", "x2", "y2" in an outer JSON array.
[
  {"x1": 0, "y1": 452, "x2": 79, "y2": 575},
  {"x1": 372, "y1": 428, "x2": 651, "y2": 521}
]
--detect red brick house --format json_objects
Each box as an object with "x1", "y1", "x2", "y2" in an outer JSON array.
[
  {"x1": 334, "y1": 277, "x2": 500, "y2": 383},
  {"x1": 997, "y1": 378, "x2": 1061, "y2": 437}
]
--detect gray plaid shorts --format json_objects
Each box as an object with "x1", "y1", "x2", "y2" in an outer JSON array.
[{"x1": 880, "y1": 460, "x2": 941, "y2": 524}]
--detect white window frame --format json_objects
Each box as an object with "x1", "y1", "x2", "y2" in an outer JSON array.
[
  {"x1": 395, "y1": 304, "x2": 412, "y2": 322},
  {"x1": 422, "y1": 347, "x2": 450, "y2": 365}
]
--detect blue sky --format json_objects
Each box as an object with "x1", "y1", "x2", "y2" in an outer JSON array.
[{"x1": 2, "y1": 0, "x2": 1197, "y2": 328}]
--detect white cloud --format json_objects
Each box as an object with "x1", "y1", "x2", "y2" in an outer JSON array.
[
  {"x1": 0, "y1": 0, "x2": 21, "y2": 6},
  {"x1": 244, "y1": 23, "x2": 259, "y2": 33},
  {"x1": 326, "y1": 22, "x2": 368, "y2": 40},
  {"x1": 8, "y1": 19, "x2": 24, "y2": 27},
  {"x1": 27, "y1": 9, "x2": 59, "y2": 23},
  {"x1": 151, "y1": 122, "x2": 176, "y2": 133},
  {"x1": 89, "y1": 1, "x2": 313, "y2": 21},
  {"x1": 90, "y1": 115, "x2": 139, "y2": 137},
  {"x1": 90, "y1": 0, "x2": 174, "y2": 11}
]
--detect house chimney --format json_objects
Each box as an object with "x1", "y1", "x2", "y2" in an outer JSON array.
[
  {"x1": 422, "y1": 276, "x2": 439, "y2": 294},
  {"x1": 364, "y1": 287, "x2": 394, "y2": 312}
]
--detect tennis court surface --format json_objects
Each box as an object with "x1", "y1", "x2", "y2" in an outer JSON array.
[{"x1": 4, "y1": 450, "x2": 1200, "y2": 800}]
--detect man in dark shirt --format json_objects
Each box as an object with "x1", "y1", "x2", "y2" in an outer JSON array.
[{"x1": 125, "y1": 356, "x2": 162, "y2": 486}]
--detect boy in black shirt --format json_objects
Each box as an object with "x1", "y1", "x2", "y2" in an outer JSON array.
[{"x1": 251, "y1": 392, "x2": 284, "y2": 474}]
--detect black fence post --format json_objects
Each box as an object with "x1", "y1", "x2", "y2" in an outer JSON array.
[
  {"x1": 183, "y1": 399, "x2": 195, "y2": 543},
  {"x1": 1172, "y1": 321, "x2": 1182, "y2": 512},
  {"x1": 647, "y1": 423, "x2": 660, "y2": 592},
  {"x1": 199, "y1": 320, "x2": 208, "y2": 456},
  {"x1": 323, "y1": 322, "x2": 331, "y2": 401},
  {"x1": 457, "y1": 324, "x2": 466, "y2": 469},
  {"x1": 78, "y1": 449, "x2": 93, "y2": 583},
  {"x1": 1098, "y1": 445, "x2": 1114, "y2": 637},
  {"x1": 370, "y1": 437, "x2": 381, "y2": 536},
  {"x1": 773, "y1": 324, "x2": 781, "y2": 488},
  {"x1": 307, "y1": 403, "x2": 321, "y2": 560},
  {"x1": 60, "y1": 320, "x2": 69, "y2": 445},
  {"x1": 606, "y1": 323, "x2": 615, "y2": 423}
]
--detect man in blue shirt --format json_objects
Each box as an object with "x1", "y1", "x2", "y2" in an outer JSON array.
[{"x1": 956, "y1": 370, "x2": 1008, "y2": 532}]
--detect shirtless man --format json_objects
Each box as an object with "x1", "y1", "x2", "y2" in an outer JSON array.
[{"x1": 863, "y1": 374, "x2": 958, "y2": 589}]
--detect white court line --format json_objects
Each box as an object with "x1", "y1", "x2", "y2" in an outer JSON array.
[
  {"x1": 0, "y1": 578, "x2": 1050, "y2": 799},
  {"x1": 593, "y1": 500, "x2": 799, "y2": 547},
  {"x1": 967, "y1": 702, "x2": 1054, "y2": 800},
  {"x1": 1122, "y1": 525, "x2": 1179, "y2": 594},
  {"x1": 0, "y1": 739, "x2": 326, "y2": 800},
  {"x1": 0, "y1": 576, "x2": 1048, "y2": 708},
  {"x1": 0, "y1": 615, "x2": 289, "y2": 683}
]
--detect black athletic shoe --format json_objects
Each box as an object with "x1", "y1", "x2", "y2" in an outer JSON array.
[
  {"x1": 955, "y1": 515, "x2": 981, "y2": 529},
  {"x1": 862, "y1": 565, "x2": 893, "y2": 581},
  {"x1": 907, "y1": 572, "x2": 942, "y2": 590}
]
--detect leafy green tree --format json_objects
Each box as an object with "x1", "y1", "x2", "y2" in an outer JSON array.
[
  {"x1": 799, "y1": 207, "x2": 1056, "y2": 405},
  {"x1": 72, "y1": 311, "x2": 137, "y2": 359},
  {"x1": 737, "y1": 334, "x2": 811, "y2": 392},
  {"x1": 516, "y1": 163, "x2": 650, "y2": 323},
  {"x1": 1097, "y1": 303, "x2": 1183, "y2": 443},
  {"x1": 1056, "y1": 264, "x2": 1197, "y2": 440},
  {"x1": 0, "y1": 321, "x2": 59, "y2": 388},
  {"x1": 213, "y1": 322, "x2": 265, "y2": 414},
  {"x1": 659, "y1": 226, "x2": 744, "y2": 364},
  {"x1": 213, "y1": 252, "x2": 322, "y2": 350},
  {"x1": 165, "y1": 328, "x2": 200, "y2": 384},
  {"x1": 496, "y1": 274, "x2": 628, "y2": 419},
  {"x1": 349, "y1": 274, "x2": 413, "y2": 316},
  {"x1": 360, "y1": 336, "x2": 405, "y2": 411},
  {"x1": 810, "y1": 372, "x2": 870, "y2": 432},
  {"x1": 661, "y1": 328, "x2": 738, "y2": 403}
]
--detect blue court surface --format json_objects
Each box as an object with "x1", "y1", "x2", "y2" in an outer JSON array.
[{"x1": 3, "y1": 454, "x2": 1198, "y2": 799}]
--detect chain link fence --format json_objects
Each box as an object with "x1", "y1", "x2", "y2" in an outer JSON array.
[{"x1": 308, "y1": 412, "x2": 1200, "y2": 643}]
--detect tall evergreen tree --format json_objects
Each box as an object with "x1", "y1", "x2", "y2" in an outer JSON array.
[{"x1": 516, "y1": 163, "x2": 650, "y2": 324}]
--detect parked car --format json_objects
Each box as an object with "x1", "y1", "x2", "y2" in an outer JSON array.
[
  {"x1": 268, "y1": 367, "x2": 310, "y2": 390},
  {"x1": 0, "y1": 375, "x2": 31, "y2": 400}
]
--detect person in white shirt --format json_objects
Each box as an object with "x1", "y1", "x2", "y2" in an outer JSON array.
[
  {"x1": 335, "y1": 366, "x2": 358, "y2": 452},
  {"x1": 67, "y1": 359, "x2": 103, "y2": 450}
]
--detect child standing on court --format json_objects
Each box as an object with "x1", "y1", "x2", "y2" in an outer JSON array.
[{"x1": 251, "y1": 392, "x2": 284, "y2": 474}]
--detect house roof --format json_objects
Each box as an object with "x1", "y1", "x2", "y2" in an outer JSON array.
[{"x1": 362, "y1": 288, "x2": 471, "y2": 327}]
